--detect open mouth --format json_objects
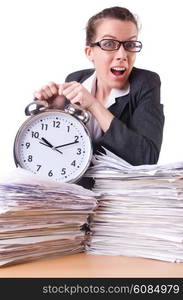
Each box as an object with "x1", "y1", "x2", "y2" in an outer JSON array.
[{"x1": 111, "y1": 67, "x2": 126, "y2": 76}]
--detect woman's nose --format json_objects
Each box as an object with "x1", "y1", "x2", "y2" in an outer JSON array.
[{"x1": 114, "y1": 44, "x2": 127, "y2": 60}]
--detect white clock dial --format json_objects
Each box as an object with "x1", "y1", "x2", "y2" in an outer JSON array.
[{"x1": 14, "y1": 110, "x2": 92, "y2": 182}]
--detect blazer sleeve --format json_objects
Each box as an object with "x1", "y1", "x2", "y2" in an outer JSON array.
[{"x1": 97, "y1": 71, "x2": 165, "y2": 165}]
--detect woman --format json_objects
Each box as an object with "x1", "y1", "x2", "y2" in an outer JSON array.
[{"x1": 34, "y1": 6, "x2": 164, "y2": 166}]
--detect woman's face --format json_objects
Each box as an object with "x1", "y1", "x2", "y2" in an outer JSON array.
[{"x1": 85, "y1": 19, "x2": 138, "y2": 91}]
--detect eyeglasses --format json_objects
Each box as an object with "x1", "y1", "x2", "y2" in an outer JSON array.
[{"x1": 89, "y1": 39, "x2": 142, "y2": 52}]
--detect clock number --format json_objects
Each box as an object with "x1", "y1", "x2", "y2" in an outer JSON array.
[
  {"x1": 75, "y1": 136, "x2": 79, "y2": 142},
  {"x1": 36, "y1": 165, "x2": 41, "y2": 171},
  {"x1": 67, "y1": 126, "x2": 70, "y2": 132},
  {"x1": 48, "y1": 170, "x2": 53, "y2": 177},
  {"x1": 53, "y1": 121, "x2": 60, "y2": 128},
  {"x1": 76, "y1": 148, "x2": 81, "y2": 155},
  {"x1": 25, "y1": 142, "x2": 30, "y2": 149},
  {"x1": 28, "y1": 155, "x2": 33, "y2": 162},
  {"x1": 61, "y1": 168, "x2": 66, "y2": 175},
  {"x1": 41, "y1": 123, "x2": 48, "y2": 130},
  {"x1": 71, "y1": 160, "x2": 76, "y2": 167},
  {"x1": 31, "y1": 131, "x2": 39, "y2": 138}
]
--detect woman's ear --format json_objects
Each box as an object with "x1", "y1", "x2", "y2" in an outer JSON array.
[{"x1": 85, "y1": 46, "x2": 94, "y2": 62}]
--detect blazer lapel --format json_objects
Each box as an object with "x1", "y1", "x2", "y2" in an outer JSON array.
[{"x1": 108, "y1": 94, "x2": 130, "y2": 118}]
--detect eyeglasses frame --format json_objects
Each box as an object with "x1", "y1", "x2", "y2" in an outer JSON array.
[{"x1": 89, "y1": 39, "x2": 143, "y2": 52}]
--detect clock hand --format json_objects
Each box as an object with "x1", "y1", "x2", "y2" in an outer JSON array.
[
  {"x1": 41, "y1": 137, "x2": 54, "y2": 148},
  {"x1": 54, "y1": 148, "x2": 63, "y2": 154},
  {"x1": 39, "y1": 141, "x2": 52, "y2": 148},
  {"x1": 55, "y1": 140, "x2": 79, "y2": 149},
  {"x1": 39, "y1": 138, "x2": 63, "y2": 154}
]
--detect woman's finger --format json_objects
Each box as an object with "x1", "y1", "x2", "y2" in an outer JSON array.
[
  {"x1": 70, "y1": 92, "x2": 83, "y2": 105},
  {"x1": 62, "y1": 82, "x2": 80, "y2": 97},
  {"x1": 64, "y1": 87, "x2": 81, "y2": 100},
  {"x1": 33, "y1": 91, "x2": 42, "y2": 100},
  {"x1": 40, "y1": 90, "x2": 50, "y2": 100},
  {"x1": 48, "y1": 82, "x2": 59, "y2": 95},
  {"x1": 41, "y1": 85, "x2": 53, "y2": 98}
]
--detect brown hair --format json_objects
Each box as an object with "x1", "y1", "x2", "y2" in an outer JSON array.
[{"x1": 86, "y1": 6, "x2": 138, "y2": 45}]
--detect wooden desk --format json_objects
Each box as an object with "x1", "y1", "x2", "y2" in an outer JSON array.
[{"x1": 0, "y1": 253, "x2": 183, "y2": 278}]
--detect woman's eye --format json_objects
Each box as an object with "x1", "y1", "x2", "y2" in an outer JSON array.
[
  {"x1": 125, "y1": 41, "x2": 136, "y2": 49},
  {"x1": 103, "y1": 40, "x2": 116, "y2": 48}
]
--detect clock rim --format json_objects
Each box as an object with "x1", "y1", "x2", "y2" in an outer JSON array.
[{"x1": 13, "y1": 109, "x2": 93, "y2": 183}]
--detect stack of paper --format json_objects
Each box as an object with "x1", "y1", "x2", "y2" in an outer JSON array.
[
  {"x1": 85, "y1": 149, "x2": 183, "y2": 262},
  {"x1": 0, "y1": 169, "x2": 98, "y2": 266}
]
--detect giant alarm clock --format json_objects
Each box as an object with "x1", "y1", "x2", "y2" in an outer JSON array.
[{"x1": 14, "y1": 101, "x2": 92, "y2": 183}]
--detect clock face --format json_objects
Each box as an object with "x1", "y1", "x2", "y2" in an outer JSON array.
[{"x1": 14, "y1": 110, "x2": 92, "y2": 183}]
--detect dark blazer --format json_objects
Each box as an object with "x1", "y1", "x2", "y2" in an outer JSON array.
[{"x1": 65, "y1": 67, "x2": 165, "y2": 165}]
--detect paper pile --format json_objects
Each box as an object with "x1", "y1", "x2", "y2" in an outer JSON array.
[
  {"x1": 0, "y1": 169, "x2": 98, "y2": 266},
  {"x1": 85, "y1": 149, "x2": 183, "y2": 262}
]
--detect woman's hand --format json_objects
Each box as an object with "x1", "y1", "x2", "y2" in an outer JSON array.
[
  {"x1": 59, "y1": 81, "x2": 97, "y2": 111},
  {"x1": 33, "y1": 82, "x2": 65, "y2": 109},
  {"x1": 60, "y1": 81, "x2": 114, "y2": 132},
  {"x1": 33, "y1": 81, "x2": 96, "y2": 110},
  {"x1": 34, "y1": 80, "x2": 114, "y2": 132}
]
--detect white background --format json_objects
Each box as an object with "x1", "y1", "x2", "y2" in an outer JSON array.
[{"x1": 0, "y1": 0, "x2": 182, "y2": 175}]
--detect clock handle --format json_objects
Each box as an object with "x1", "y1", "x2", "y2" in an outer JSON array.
[
  {"x1": 25, "y1": 100, "x2": 49, "y2": 116},
  {"x1": 64, "y1": 104, "x2": 90, "y2": 124}
]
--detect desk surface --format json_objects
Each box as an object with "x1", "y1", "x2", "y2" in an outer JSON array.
[{"x1": 0, "y1": 253, "x2": 183, "y2": 278}]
